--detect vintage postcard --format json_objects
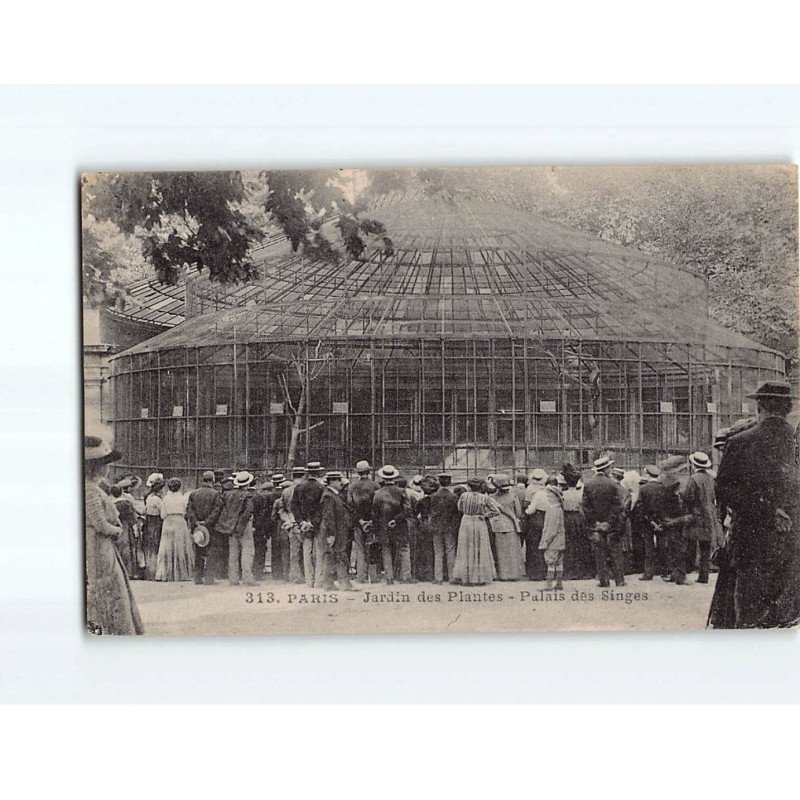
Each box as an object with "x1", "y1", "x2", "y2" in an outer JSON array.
[{"x1": 81, "y1": 165, "x2": 800, "y2": 635}]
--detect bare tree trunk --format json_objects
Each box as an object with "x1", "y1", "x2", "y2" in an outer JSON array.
[{"x1": 286, "y1": 391, "x2": 306, "y2": 469}]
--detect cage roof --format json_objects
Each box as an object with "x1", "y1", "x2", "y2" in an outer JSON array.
[{"x1": 115, "y1": 194, "x2": 780, "y2": 358}]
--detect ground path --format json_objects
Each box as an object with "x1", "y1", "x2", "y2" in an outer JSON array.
[{"x1": 131, "y1": 573, "x2": 717, "y2": 636}]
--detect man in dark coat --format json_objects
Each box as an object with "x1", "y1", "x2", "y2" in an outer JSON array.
[
  {"x1": 290, "y1": 461, "x2": 326, "y2": 588},
  {"x1": 681, "y1": 451, "x2": 723, "y2": 583},
  {"x1": 581, "y1": 455, "x2": 626, "y2": 587},
  {"x1": 711, "y1": 381, "x2": 800, "y2": 629},
  {"x1": 371, "y1": 465, "x2": 413, "y2": 584},
  {"x1": 318, "y1": 471, "x2": 357, "y2": 591},
  {"x1": 251, "y1": 476, "x2": 280, "y2": 582},
  {"x1": 347, "y1": 460, "x2": 380, "y2": 582},
  {"x1": 187, "y1": 470, "x2": 224, "y2": 585},
  {"x1": 212, "y1": 471, "x2": 256, "y2": 586},
  {"x1": 635, "y1": 465, "x2": 671, "y2": 581},
  {"x1": 428, "y1": 473, "x2": 462, "y2": 584}
]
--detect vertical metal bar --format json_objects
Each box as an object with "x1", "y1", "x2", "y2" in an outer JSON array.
[
  {"x1": 578, "y1": 340, "x2": 584, "y2": 465},
  {"x1": 370, "y1": 338, "x2": 376, "y2": 471},
  {"x1": 638, "y1": 341, "x2": 644, "y2": 467},
  {"x1": 440, "y1": 338, "x2": 446, "y2": 471}
]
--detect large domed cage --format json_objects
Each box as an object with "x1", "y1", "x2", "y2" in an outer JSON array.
[{"x1": 109, "y1": 194, "x2": 787, "y2": 481}]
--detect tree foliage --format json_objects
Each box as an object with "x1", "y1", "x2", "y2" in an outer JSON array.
[{"x1": 82, "y1": 169, "x2": 394, "y2": 308}]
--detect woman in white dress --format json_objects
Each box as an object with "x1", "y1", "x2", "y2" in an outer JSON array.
[{"x1": 155, "y1": 478, "x2": 195, "y2": 581}]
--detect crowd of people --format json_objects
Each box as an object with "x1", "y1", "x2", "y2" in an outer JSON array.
[{"x1": 84, "y1": 380, "x2": 799, "y2": 634}]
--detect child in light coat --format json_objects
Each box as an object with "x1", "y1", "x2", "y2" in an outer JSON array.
[{"x1": 539, "y1": 476, "x2": 566, "y2": 590}]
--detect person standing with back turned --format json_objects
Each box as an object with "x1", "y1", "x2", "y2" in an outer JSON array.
[{"x1": 711, "y1": 381, "x2": 800, "y2": 628}]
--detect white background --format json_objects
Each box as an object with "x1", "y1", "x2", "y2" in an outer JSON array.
[{"x1": 1, "y1": 85, "x2": 799, "y2": 704}]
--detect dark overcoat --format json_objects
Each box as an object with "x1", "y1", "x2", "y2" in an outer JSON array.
[{"x1": 712, "y1": 416, "x2": 800, "y2": 628}]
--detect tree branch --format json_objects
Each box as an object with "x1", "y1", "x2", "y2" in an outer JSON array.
[{"x1": 297, "y1": 421, "x2": 325, "y2": 435}]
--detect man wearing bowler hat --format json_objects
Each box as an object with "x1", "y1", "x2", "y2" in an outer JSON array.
[
  {"x1": 319, "y1": 472, "x2": 357, "y2": 591},
  {"x1": 711, "y1": 381, "x2": 800, "y2": 628},
  {"x1": 428, "y1": 473, "x2": 461, "y2": 584}
]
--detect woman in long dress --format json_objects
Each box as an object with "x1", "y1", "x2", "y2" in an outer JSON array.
[
  {"x1": 488, "y1": 474, "x2": 525, "y2": 580},
  {"x1": 142, "y1": 474, "x2": 164, "y2": 580},
  {"x1": 561, "y1": 467, "x2": 594, "y2": 579},
  {"x1": 155, "y1": 478, "x2": 195, "y2": 582},
  {"x1": 109, "y1": 484, "x2": 142, "y2": 579},
  {"x1": 452, "y1": 478, "x2": 498, "y2": 586},
  {"x1": 84, "y1": 435, "x2": 143, "y2": 635}
]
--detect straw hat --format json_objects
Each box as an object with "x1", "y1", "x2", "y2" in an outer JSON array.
[
  {"x1": 529, "y1": 468, "x2": 548, "y2": 485},
  {"x1": 377, "y1": 464, "x2": 400, "y2": 481},
  {"x1": 115, "y1": 474, "x2": 141, "y2": 492},
  {"x1": 325, "y1": 470, "x2": 344, "y2": 483},
  {"x1": 271, "y1": 473, "x2": 285, "y2": 484},
  {"x1": 191, "y1": 523, "x2": 210, "y2": 548},
  {"x1": 592, "y1": 455, "x2": 615, "y2": 472},
  {"x1": 689, "y1": 451, "x2": 712, "y2": 470},
  {"x1": 306, "y1": 461, "x2": 324, "y2": 474},
  {"x1": 146, "y1": 472, "x2": 164, "y2": 488},
  {"x1": 234, "y1": 471, "x2": 254, "y2": 488},
  {"x1": 493, "y1": 473, "x2": 512, "y2": 488},
  {"x1": 355, "y1": 460, "x2": 371, "y2": 473},
  {"x1": 84, "y1": 435, "x2": 121, "y2": 465}
]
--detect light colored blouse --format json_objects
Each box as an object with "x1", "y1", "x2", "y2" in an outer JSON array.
[
  {"x1": 160, "y1": 491, "x2": 188, "y2": 518},
  {"x1": 145, "y1": 492, "x2": 163, "y2": 516},
  {"x1": 458, "y1": 491, "x2": 500, "y2": 518},
  {"x1": 525, "y1": 487, "x2": 550, "y2": 515}
]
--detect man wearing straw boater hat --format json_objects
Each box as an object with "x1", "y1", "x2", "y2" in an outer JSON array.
[
  {"x1": 214, "y1": 470, "x2": 256, "y2": 586},
  {"x1": 371, "y1": 465, "x2": 413, "y2": 584},
  {"x1": 290, "y1": 461, "x2": 327, "y2": 587},
  {"x1": 581, "y1": 455, "x2": 626, "y2": 588},
  {"x1": 347, "y1": 460, "x2": 380, "y2": 583},
  {"x1": 710, "y1": 380, "x2": 800, "y2": 628},
  {"x1": 680, "y1": 452, "x2": 723, "y2": 584}
]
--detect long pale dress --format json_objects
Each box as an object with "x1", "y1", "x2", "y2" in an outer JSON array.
[
  {"x1": 452, "y1": 491, "x2": 498, "y2": 585},
  {"x1": 155, "y1": 491, "x2": 195, "y2": 581},
  {"x1": 85, "y1": 481, "x2": 144, "y2": 635},
  {"x1": 489, "y1": 490, "x2": 525, "y2": 580}
]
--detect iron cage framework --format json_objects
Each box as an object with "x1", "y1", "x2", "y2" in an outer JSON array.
[{"x1": 108, "y1": 194, "x2": 787, "y2": 482}]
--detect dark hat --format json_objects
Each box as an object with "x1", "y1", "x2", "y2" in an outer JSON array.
[
  {"x1": 84, "y1": 435, "x2": 122, "y2": 465},
  {"x1": 201, "y1": 470, "x2": 216, "y2": 482},
  {"x1": 746, "y1": 381, "x2": 796, "y2": 400}
]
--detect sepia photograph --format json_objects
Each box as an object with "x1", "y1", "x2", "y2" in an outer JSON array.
[{"x1": 81, "y1": 165, "x2": 800, "y2": 636}]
